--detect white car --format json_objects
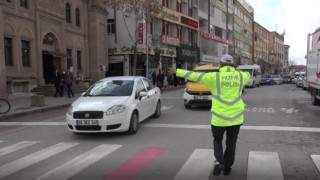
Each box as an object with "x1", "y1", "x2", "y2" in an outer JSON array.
[{"x1": 66, "y1": 76, "x2": 161, "y2": 135}]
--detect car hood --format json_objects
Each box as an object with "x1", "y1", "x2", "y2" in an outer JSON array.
[
  {"x1": 71, "y1": 96, "x2": 131, "y2": 111},
  {"x1": 186, "y1": 82, "x2": 210, "y2": 92}
]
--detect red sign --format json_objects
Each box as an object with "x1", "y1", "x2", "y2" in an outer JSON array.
[
  {"x1": 138, "y1": 23, "x2": 144, "y2": 44},
  {"x1": 181, "y1": 16, "x2": 198, "y2": 29},
  {"x1": 200, "y1": 30, "x2": 234, "y2": 46}
]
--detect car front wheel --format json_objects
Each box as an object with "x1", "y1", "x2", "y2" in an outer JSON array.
[
  {"x1": 153, "y1": 101, "x2": 161, "y2": 118},
  {"x1": 127, "y1": 112, "x2": 139, "y2": 135}
]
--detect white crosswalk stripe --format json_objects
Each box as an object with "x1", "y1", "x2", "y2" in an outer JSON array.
[
  {"x1": 173, "y1": 149, "x2": 214, "y2": 180},
  {"x1": 310, "y1": 155, "x2": 320, "y2": 172},
  {"x1": 0, "y1": 142, "x2": 78, "y2": 179},
  {"x1": 247, "y1": 151, "x2": 284, "y2": 180},
  {"x1": 0, "y1": 141, "x2": 39, "y2": 156},
  {"x1": 35, "y1": 144, "x2": 121, "y2": 180}
]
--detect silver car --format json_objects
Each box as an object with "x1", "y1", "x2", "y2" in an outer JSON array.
[{"x1": 271, "y1": 75, "x2": 283, "y2": 85}]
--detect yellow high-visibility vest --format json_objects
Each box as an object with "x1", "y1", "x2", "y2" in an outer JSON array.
[{"x1": 177, "y1": 66, "x2": 250, "y2": 126}]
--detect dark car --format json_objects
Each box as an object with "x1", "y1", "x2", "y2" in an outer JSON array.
[
  {"x1": 282, "y1": 74, "x2": 292, "y2": 84},
  {"x1": 260, "y1": 75, "x2": 273, "y2": 85}
]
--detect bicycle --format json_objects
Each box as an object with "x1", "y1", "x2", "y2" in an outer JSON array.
[{"x1": 0, "y1": 98, "x2": 11, "y2": 114}]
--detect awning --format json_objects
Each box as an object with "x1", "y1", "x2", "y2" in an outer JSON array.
[{"x1": 43, "y1": 50, "x2": 70, "y2": 58}]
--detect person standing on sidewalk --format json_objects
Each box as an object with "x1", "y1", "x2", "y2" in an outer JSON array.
[
  {"x1": 52, "y1": 69, "x2": 62, "y2": 97},
  {"x1": 66, "y1": 69, "x2": 74, "y2": 98},
  {"x1": 168, "y1": 54, "x2": 250, "y2": 176}
]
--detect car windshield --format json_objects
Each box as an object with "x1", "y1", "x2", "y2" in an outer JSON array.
[
  {"x1": 84, "y1": 80, "x2": 134, "y2": 96},
  {"x1": 238, "y1": 69, "x2": 253, "y2": 75}
]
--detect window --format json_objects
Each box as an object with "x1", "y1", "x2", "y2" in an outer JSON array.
[
  {"x1": 21, "y1": 40, "x2": 30, "y2": 67},
  {"x1": 77, "y1": 50, "x2": 82, "y2": 71},
  {"x1": 4, "y1": 37, "x2": 13, "y2": 66},
  {"x1": 67, "y1": 49, "x2": 72, "y2": 69},
  {"x1": 176, "y1": 0, "x2": 181, "y2": 12},
  {"x1": 66, "y1": 3, "x2": 71, "y2": 23},
  {"x1": 162, "y1": 21, "x2": 169, "y2": 35},
  {"x1": 143, "y1": 79, "x2": 153, "y2": 91},
  {"x1": 107, "y1": 19, "x2": 115, "y2": 34},
  {"x1": 162, "y1": 0, "x2": 168, "y2": 7},
  {"x1": 210, "y1": 6, "x2": 214, "y2": 17},
  {"x1": 215, "y1": 26, "x2": 223, "y2": 38},
  {"x1": 76, "y1": 8, "x2": 80, "y2": 27},
  {"x1": 20, "y1": 0, "x2": 28, "y2": 8}
]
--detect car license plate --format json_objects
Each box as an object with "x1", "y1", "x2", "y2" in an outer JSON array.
[
  {"x1": 76, "y1": 120, "x2": 99, "y2": 126},
  {"x1": 194, "y1": 95, "x2": 208, "y2": 100}
]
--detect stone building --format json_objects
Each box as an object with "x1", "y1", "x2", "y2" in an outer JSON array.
[{"x1": 0, "y1": 0, "x2": 108, "y2": 97}]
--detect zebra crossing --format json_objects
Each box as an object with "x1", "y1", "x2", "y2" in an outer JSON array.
[{"x1": 0, "y1": 140, "x2": 319, "y2": 179}]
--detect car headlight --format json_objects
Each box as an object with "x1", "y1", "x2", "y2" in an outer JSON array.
[
  {"x1": 106, "y1": 105, "x2": 127, "y2": 116},
  {"x1": 67, "y1": 105, "x2": 73, "y2": 116},
  {"x1": 185, "y1": 87, "x2": 192, "y2": 94}
]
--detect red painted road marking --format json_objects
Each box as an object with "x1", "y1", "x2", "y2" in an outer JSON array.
[{"x1": 104, "y1": 147, "x2": 167, "y2": 180}]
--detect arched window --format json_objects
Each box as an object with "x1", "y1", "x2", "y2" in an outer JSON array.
[
  {"x1": 66, "y1": 3, "x2": 71, "y2": 23},
  {"x1": 76, "y1": 8, "x2": 80, "y2": 27}
]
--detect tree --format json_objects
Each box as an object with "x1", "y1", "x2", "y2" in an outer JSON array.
[{"x1": 105, "y1": 0, "x2": 162, "y2": 75}]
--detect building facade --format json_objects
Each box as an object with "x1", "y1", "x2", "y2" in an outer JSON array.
[
  {"x1": 0, "y1": 0, "x2": 109, "y2": 97},
  {"x1": 232, "y1": 0, "x2": 254, "y2": 66},
  {"x1": 283, "y1": 44, "x2": 290, "y2": 74},
  {"x1": 253, "y1": 21, "x2": 271, "y2": 74},
  {"x1": 269, "y1": 31, "x2": 284, "y2": 74},
  {"x1": 107, "y1": 0, "x2": 200, "y2": 80}
]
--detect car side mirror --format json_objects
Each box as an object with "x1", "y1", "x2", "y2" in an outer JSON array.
[
  {"x1": 139, "y1": 91, "x2": 147, "y2": 101},
  {"x1": 81, "y1": 92, "x2": 86, "y2": 96}
]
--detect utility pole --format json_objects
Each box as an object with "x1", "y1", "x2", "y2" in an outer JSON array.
[{"x1": 145, "y1": 10, "x2": 149, "y2": 78}]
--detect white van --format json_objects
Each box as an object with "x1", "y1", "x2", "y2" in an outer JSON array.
[{"x1": 236, "y1": 64, "x2": 261, "y2": 88}]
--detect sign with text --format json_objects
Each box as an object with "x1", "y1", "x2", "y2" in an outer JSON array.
[
  {"x1": 162, "y1": 36, "x2": 180, "y2": 46},
  {"x1": 200, "y1": 30, "x2": 234, "y2": 46},
  {"x1": 181, "y1": 16, "x2": 199, "y2": 29},
  {"x1": 177, "y1": 44, "x2": 200, "y2": 62},
  {"x1": 138, "y1": 23, "x2": 144, "y2": 44}
]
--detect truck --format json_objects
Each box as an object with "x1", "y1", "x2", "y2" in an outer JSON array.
[{"x1": 306, "y1": 27, "x2": 320, "y2": 105}]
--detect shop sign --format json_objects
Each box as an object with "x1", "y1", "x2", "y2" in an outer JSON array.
[
  {"x1": 177, "y1": 44, "x2": 200, "y2": 62},
  {"x1": 152, "y1": 6, "x2": 180, "y2": 24},
  {"x1": 155, "y1": 47, "x2": 177, "y2": 57},
  {"x1": 162, "y1": 36, "x2": 180, "y2": 46},
  {"x1": 200, "y1": 30, "x2": 234, "y2": 46},
  {"x1": 210, "y1": 0, "x2": 227, "y2": 12},
  {"x1": 202, "y1": 55, "x2": 214, "y2": 62},
  {"x1": 138, "y1": 23, "x2": 144, "y2": 44},
  {"x1": 181, "y1": 16, "x2": 199, "y2": 29},
  {"x1": 108, "y1": 45, "x2": 135, "y2": 55}
]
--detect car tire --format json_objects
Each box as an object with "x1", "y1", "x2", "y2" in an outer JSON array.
[
  {"x1": 184, "y1": 104, "x2": 191, "y2": 109},
  {"x1": 127, "y1": 112, "x2": 139, "y2": 135},
  {"x1": 152, "y1": 101, "x2": 161, "y2": 118},
  {"x1": 311, "y1": 90, "x2": 320, "y2": 106}
]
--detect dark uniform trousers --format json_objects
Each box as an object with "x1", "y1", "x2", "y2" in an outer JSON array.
[{"x1": 211, "y1": 124, "x2": 241, "y2": 168}]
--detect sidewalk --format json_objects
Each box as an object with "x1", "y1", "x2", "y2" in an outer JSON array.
[{"x1": 0, "y1": 85, "x2": 184, "y2": 120}]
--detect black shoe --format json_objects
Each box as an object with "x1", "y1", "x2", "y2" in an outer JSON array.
[
  {"x1": 223, "y1": 167, "x2": 232, "y2": 176},
  {"x1": 212, "y1": 164, "x2": 224, "y2": 176}
]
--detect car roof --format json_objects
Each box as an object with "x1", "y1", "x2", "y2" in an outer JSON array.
[
  {"x1": 99, "y1": 76, "x2": 143, "y2": 81},
  {"x1": 194, "y1": 64, "x2": 220, "y2": 71}
]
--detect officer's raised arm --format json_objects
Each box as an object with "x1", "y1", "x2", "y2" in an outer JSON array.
[{"x1": 168, "y1": 67, "x2": 210, "y2": 86}]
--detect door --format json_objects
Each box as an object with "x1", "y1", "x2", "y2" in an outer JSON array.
[
  {"x1": 142, "y1": 78, "x2": 158, "y2": 117},
  {"x1": 135, "y1": 79, "x2": 149, "y2": 121},
  {"x1": 106, "y1": 62, "x2": 124, "y2": 77},
  {"x1": 42, "y1": 53, "x2": 54, "y2": 84}
]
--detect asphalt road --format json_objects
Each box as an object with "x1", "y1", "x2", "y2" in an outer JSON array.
[{"x1": 0, "y1": 84, "x2": 319, "y2": 180}]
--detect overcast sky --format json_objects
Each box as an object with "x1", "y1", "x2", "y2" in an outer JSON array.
[{"x1": 246, "y1": 0, "x2": 320, "y2": 65}]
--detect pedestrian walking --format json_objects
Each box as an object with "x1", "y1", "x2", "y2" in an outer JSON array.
[
  {"x1": 66, "y1": 69, "x2": 74, "y2": 98},
  {"x1": 52, "y1": 69, "x2": 62, "y2": 97},
  {"x1": 168, "y1": 54, "x2": 250, "y2": 176},
  {"x1": 152, "y1": 70, "x2": 156, "y2": 86},
  {"x1": 60, "y1": 69, "x2": 67, "y2": 96}
]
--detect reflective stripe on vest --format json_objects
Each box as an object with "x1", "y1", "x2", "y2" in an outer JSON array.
[
  {"x1": 212, "y1": 72, "x2": 243, "y2": 106},
  {"x1": 182, "y1": 71, "x2": 206, "y2": 83},
  {"x1": 211, "y1": 110, "x2": 244, "y2": 121}
]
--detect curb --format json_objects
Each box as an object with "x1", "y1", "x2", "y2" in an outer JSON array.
[{"x1": 0, "y1": 86, "x2": 184, "y2": 121}]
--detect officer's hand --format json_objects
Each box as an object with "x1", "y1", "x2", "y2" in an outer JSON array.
[{"x1": 167, "y1": 67, "x2": 176, "y2": 75}]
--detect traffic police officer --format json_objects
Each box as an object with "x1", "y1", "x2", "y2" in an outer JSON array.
[{"x1": 168, "y1": 54, "x2": 250, "y2": 176}]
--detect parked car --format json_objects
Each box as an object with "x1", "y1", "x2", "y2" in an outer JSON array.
[
  {"x1": 66, "y1": 76, "x2": 161, "y2": 135},
  {"x1": 296, "y1": 73, "x2": 306, "y2": 88},
  {"x1": 260, "y1": 75, "x2": 273, "y2": 85},
  {"x1": 293, "y1": 72, "x2": 305, "y2": 84},
  {"x1": 282, "y1": 74, "x2": 292, "y2": 84},
  {"x1": 271, "y1": 75, "x2": 283, "y2": 85}
]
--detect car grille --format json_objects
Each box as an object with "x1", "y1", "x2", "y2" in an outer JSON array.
[
  {"x1": 73, "y1": 111, "x2": 104, "y2": 119},
  {"x1": 75, "y1": 125, "x2": 101, "y2": 131},
  {"x1": 187, "y1": 91, "x2": 211, "y2": 96}
]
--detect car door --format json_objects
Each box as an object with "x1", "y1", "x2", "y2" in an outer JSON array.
[
  {"x1": 142, "y1": 78, "x2": 158, "y2": 117},
  {"x1": 135, "y1": 79, "x2": 149, "y2": 121}
]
